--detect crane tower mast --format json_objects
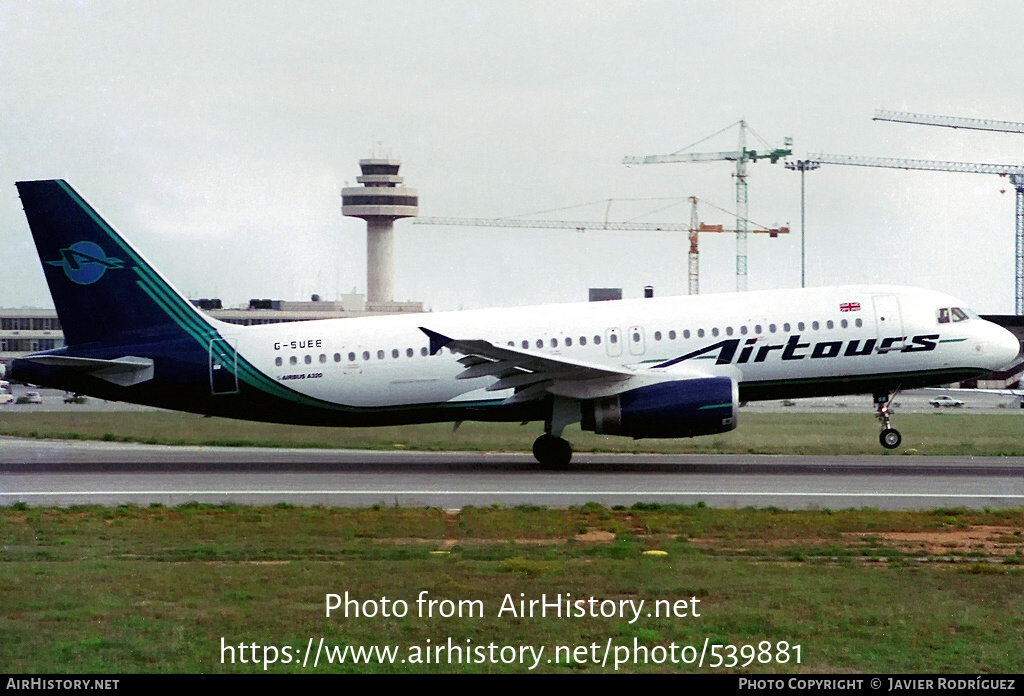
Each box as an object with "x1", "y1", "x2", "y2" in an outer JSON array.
[
  {"x1": 623, "y1": 120, "x2": 791, "y2": 292},
  {"x1": 812, "y1": 109, "x2": 1024, "y2": 314}
]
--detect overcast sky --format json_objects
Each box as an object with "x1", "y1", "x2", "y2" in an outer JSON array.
[{"x1": 3, "y1": 1, "x2": 1024, "y2": 314}]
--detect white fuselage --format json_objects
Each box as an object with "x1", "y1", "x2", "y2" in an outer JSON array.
[{"x1": 225, "y1": 285, "x2": 1019, "y2": 409}]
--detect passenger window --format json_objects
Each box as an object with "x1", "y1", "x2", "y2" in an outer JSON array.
[
  {"x1": 290, "y1": 356, "x2": 297, "y2": 365},
  {"x1": 697, "y1": 329, "x2": 705, "y2": 338},
  {"x1": 377, "y1": 350, "x2": 385, "y2": 360},
  {"x1": 783, "y1": 323, "x2": 790, "y2": 332},
  {"x1": 565, "y1": 337, "x2": 572, "y2": 347},
  {"x1": 682, "y1": 330, "x2": 690, "y2": 339},
  {"x1": 855, "y1": 318, "x2": 863, "y2": 328},
  {"x1": 362, "y1": 351, "x2": 370, "y2": 361},
  {"x1": 840, "y1": 319, "x2": 848, "y2": 329},
  {"x1": 654, "y1": 331, "x2": 662, "y2": 341},
  {"x1": 580, "y1": 336, "x2": 587, "y2": 346},
  {"x1": 304, "y1": 355, "x2": 312, "y2": 365},
  {"x1": 551, "y1": 338, "x2": 558, "y2": 348},
  {"x1": 421, "y1": 347, "x2": 428, "y2": 356},
  {"x1": 275, "y1": 357, "x2": 282, "y2": 367},
  {"x1": 594, "y1": 335, "x2": 601, "y2": 345},
  {"x1": 349, "y1": 352, "x2": 356, "y2": 362},
  {"x1": 740, "y1": 326, "x2": 748, "y2": 335},
  {"x1": 826, "y1": 320, "x2": 834, "y2": 329},
  {"x1": 391, "y1": 349, "x2": 399, "y2": 359},
  {"x1": 609, "y1": 334, "x2": 618, "y2": 344},
  {"x1": 319, "y1": 354, "x2": 327, "y2": 363},
  {"x1": 798, "y1": 322, "x2": 805, "y2": 331},
  {"x1": 754, "y1": 325, "x2": 762, "y2": 334},
  {"x1": 632, "y1": 332, "x2": 640, "y2": 342},
  {"x1": 711, "y1": 328, "x2": 719, "y2": 337},
  {"x1": 522, "y1": 340, "x2": 529, "y2": 349},
  {"x1": 536, "y1": 339, "x2": 544, "y2": 348},
  {"x1": 407, "y1": 348, "x2": 414, "y2": 357},
  {"x1": 769, "y1": 324, "x2": 776, "y2": 333},
  {"x1": 812, "y1": 321, "x2": 819, "y2": 330},
  {"x1": 669, "y1": 330, "x2": 677, "y2": 340}
]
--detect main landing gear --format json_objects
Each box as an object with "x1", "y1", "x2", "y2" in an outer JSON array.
[
  {"x1": 533, "y1": 433, "x2": 573, "y2": 469},
  {"x1": 874, "y1": 391, "x2": 902, "y2": 450},
  {"x1": 532, "y1": 397, "x2": 578, "y2": 469}
]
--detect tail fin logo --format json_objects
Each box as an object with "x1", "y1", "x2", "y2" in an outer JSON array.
[{"x1": 46, "y1": 241, "x2": 125, "y2": 285}]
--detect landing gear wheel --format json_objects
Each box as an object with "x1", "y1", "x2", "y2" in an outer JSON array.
[
  {"x1": 880, "y1": 428, "x2": 902, "y2": 450},
  {"x1": 532, "y1": 434, "x2": 573, "y2": 469},
  {"x1": 874, "y1": 390, "x2": 903, "y2": 450}
]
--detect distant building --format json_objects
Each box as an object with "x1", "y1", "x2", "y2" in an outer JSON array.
[
  {"x1": 1, "y1": 308, "x2": 64, "y2": 367},
  {"x1": 203, "y1": 295, "x2": 424, "y2": 327}
]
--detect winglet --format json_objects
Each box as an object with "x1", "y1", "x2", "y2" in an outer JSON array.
[{"x1": 419, "y1": 327, "x2": 453, "y2": 355}]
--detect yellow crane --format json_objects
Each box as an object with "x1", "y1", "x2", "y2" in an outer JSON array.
[{"x1": 414, "y1": 198, "x2": 788, "y2": 295}]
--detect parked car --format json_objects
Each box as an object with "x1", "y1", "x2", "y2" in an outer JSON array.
[
  {"x1": 0, "y1": 393, "x2": 13, "y2": 405},
  {"x1": 929, "y1": 395, "x2": 965, "y2": 408},
  {"x1": 21, "y1": 391, "x2": 43, "y2": 404}
]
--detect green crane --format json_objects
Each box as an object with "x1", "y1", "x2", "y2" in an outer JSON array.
[{"x1": 623, "y1": 120, "x2": 792, "y2": 292}]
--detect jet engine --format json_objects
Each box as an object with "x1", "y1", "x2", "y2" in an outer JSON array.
[{"x1": 580, "y1": 376, "x2": 738, "y2": 438}]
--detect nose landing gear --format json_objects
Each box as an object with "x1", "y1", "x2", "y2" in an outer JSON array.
[{"x1": 874, "y1": 391, "x2": 902, "y2": 449}]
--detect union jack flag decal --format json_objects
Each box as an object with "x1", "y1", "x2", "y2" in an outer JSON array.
[{"x1": 840, "y1": 302, "x2": 861, "y2": 312}]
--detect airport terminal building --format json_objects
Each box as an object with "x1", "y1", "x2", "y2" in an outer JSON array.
[{"x1": 1, "y1": 308, "x2": 64, "y2": 365}]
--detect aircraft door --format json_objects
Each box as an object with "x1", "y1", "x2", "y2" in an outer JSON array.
[
  {"x1": 604, "y1": 327, "x2": 622, "y2": 357},
  {"x1": 872, "y1": 295, "x2": 905, "y2": 352},
  {"x1": 627, "y1": 325, "x2": 646, "y2": 356},
  {"x1": 209, "y1": 338, "x2": 239, "y2": 395}
]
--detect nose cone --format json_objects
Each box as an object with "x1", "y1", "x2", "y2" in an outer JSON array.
[{"x1": 986, "y1": 322, "x2": 1022, "y2": 370}]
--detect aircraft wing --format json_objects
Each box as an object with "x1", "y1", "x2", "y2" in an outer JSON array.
[{"x1": 420, "y1": 327, "x2": 641, "y2": 403}]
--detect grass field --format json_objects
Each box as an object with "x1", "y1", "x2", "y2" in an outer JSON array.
[
  {"x1": 1, "y1": 410, "x2": 1024, "y2": 455},
  {"x1": 2, "y1": 503, "x2": 1023, "y2": 674},
  {"x1": 3, "y1": 411, "x2": 1023, "y2": 673}
]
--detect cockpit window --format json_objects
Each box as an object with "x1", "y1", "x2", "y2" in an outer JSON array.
[{"x1": 938, "y1": 307, "x2": 972, "y2": 324}]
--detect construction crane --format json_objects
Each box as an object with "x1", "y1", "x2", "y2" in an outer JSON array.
[
  {"x1": 874, "y1": 109, "x2": 1024, "y2": 134},
  {"x1": 810, "y1": 109, "x2": 1024, "y2": 314},
  {"x1": 414, "y1": 198, "x2": 788, "y2": 295},
  {"x1": 623, "y1": 120, "x2": 792, "y2": 292}
]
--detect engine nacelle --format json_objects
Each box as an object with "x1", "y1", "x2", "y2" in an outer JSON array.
[{"x1": 580, "y1": 376, "x2": 738, "y2": 439}]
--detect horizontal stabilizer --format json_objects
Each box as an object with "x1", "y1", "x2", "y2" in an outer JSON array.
[{"x1": 22, "y1": 355, "x2": 155, "y2": 387}]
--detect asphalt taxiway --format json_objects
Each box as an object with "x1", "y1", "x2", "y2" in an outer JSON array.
[{"x1": 2, "y1": 437, "x2": 1022, "y2": 510}]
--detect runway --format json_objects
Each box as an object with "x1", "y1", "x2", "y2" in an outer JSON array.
[{"x1": 2, "y1": 437, "x2": 1023, "y2": 510}]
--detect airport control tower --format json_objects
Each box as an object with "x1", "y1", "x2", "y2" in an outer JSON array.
[{"x1": 341, "y1": 159, "x2": 419, "y2": 308}]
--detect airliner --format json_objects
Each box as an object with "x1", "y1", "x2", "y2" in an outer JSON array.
[{"x1": 6, "y1": 180, "x2": 1021, "y2": 466}]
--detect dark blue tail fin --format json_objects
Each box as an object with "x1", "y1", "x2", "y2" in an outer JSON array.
[{"x1": 16, "y1": 180, "x2": 214, "y2": 347}]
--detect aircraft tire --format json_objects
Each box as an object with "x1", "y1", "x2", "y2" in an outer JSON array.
[
  {"x1": 533, "y1": 434, "x2": 573, "y2": 469},
  {"x1": 879, "y1": 428, "x2": 902, "y2": 450}
]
